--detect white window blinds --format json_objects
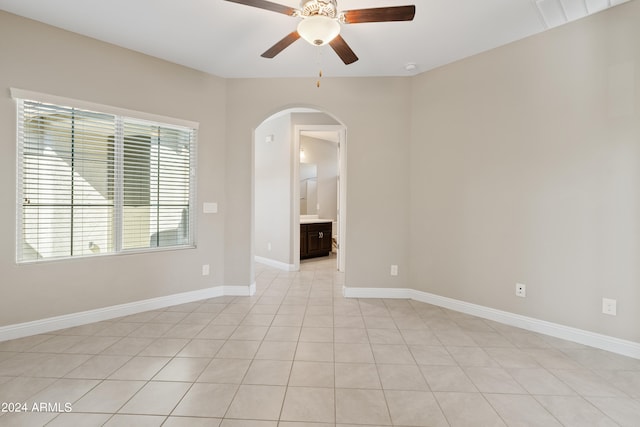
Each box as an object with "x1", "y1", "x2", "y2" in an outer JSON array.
[{"x1": 16, "y1": 96, "x2": 197, "y2": 263}]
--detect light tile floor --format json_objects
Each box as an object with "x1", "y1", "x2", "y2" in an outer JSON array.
[{"x1": 1, "y1": 256, "x2": 640, "y2": 426}]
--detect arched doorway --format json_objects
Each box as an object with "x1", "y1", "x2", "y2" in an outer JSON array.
[{"x1": 253, "y1": 107, "x2": 347, "y2": 274}]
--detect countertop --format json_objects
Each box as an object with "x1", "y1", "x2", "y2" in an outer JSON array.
[{"x1": 300, "y1": 218, "x2": 333, "y2": 224}]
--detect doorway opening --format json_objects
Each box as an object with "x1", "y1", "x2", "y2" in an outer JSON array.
[{"x1": 253, "y1": 108, "x2": 346, "y2": 273}]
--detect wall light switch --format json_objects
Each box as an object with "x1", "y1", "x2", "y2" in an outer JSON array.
[{"x1": 203, "y1": 202, "x2": 218, "y2": 213}]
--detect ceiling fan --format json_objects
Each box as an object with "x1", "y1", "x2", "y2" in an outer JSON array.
[{"x1": 224, "y1": 0, "x2": 416, "y2": 65}]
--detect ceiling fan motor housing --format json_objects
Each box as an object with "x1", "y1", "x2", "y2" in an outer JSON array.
[{"x1": 300, "y1": 0, "x2": 338, "y2": 18}]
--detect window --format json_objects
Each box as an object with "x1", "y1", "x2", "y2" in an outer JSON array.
[{"x1": 14, "y1": 91, "x2": 197, "y2": 263}]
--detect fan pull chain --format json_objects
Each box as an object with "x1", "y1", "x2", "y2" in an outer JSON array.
[{"x1": 316, "y1": 47, "x2": 323, "y2": 88}]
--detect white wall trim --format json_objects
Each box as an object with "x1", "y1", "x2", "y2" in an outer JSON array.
[
  {"x1": 255, "y1": 256, "x2": 296, "y2": 272},
  {"x1": 223, "y1": 283, "x2": 257, "y2": 297},
  {"x1": 10, "y1": 88, "x2": 199, "y2": 130},
  {"x1": 343, "y1": 286, "x2": 640, "y2": 360},
  {"x1": 0, "y1": 284, "x2": 252, "y2": 342},
  {"x1": 343, "y1": 286, "x2": 410, "y2": 299}
]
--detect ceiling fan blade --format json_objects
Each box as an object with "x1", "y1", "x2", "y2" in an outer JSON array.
[
  {"x1": 342, "y1": 5, "x2": 416, "y2": 24},
  {"x1": 261, "y1": 31, "x2": 301, "y2": 58},
  {"x1": 224, "y1": 0, "x2": 297, "y2": 16},
  {"x1": 329, "y1": 35, "x2": 358, "y2": 65}
]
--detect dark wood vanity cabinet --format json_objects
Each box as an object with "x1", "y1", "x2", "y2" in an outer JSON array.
[{"x1": 301, "y1": 222, "x2": 332, "y2": 259}]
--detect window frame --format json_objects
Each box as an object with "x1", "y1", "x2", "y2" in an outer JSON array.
[{"x1": 12, "y1": 88, "x2": 199, "y2": 264}]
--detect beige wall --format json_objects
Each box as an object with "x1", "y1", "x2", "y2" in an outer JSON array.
[
  {"x1": 254, "y1": 113, "x2": 292, "y2": 264},
  {"x1": 225, "y1": 77, "x2": 413, "y2": 289},
  {"x1": 409, "y1": 1, "x2": 640, "y2": 343},
  {"x1": 0, "y1": 11, "x2": 227, "y2": 326}
]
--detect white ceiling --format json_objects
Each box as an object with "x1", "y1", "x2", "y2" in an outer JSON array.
[{"x1": 0, "y1": 0, "x2": 630, "y2": 78}]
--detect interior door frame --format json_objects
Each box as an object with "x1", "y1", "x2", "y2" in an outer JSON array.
[{"x1": 293, "y1": 124, "x2": 347, "y2": 272}]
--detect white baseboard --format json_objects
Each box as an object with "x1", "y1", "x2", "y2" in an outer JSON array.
[
  {"x1": 343, "y1": 286, "x2": 409, "y2": 299},
  {"x1": 0, "y1": 284, "x2": 254, "y2": 342},
  {"x1": 343, "y1": 286, "x2": 640, "y2": 360},
  {"x1": 255, "y1": 256, "x2": 296, "y2": 272},
  {"x1": 223, "y1": 282, "x2": 256, "y2": 297}
]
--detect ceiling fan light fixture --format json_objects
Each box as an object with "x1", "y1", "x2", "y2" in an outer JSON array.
[{"x1": 297, "y1": 15, "x2": 340, "y2": 46}]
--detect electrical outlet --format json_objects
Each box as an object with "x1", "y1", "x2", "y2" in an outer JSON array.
[
  {"x1": 602, "y1": 298, "x2": 617, "y2": 316},
  {"x1": 267, "y1": 242, "x2": 272, "y2": 251},
  {"x1": 390, "y1": 265, "x2": 398, "y2": 276},
  {"x1": 515, "y1": 283, "x2": 526, "y2": 298},
  {"x1": 202, "y1": 264, "x2": 210, "y2": 276}
]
